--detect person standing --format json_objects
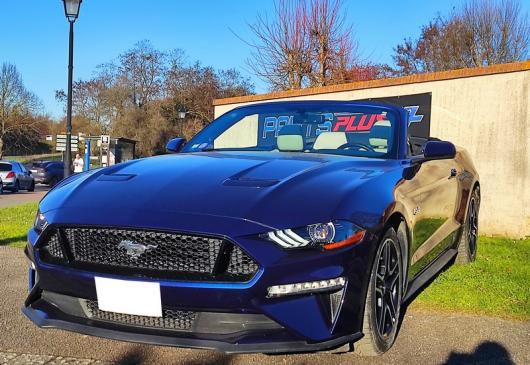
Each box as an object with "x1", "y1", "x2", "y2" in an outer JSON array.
[{"x1": 73, "y1": 153, "x2": 84, "y2": 173}]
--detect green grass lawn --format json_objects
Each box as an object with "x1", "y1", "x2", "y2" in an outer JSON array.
[
  {"x1": 0, "y1": 202, "x2": 38, "y2": 248},
  {"x1": 1, "y1": 202, "x2": 528, "y2": 320},
  {"x1": 4, "y1": 153, "x2": 62, "y2": 164},
  {"x1": 411, "y1": 236, "x2": 530, "y2": 320}
]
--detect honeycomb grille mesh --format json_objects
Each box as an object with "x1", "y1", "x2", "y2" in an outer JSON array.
[
  {"x1": 39, "y1": 227, "x2": 258, "y2": 281},
  {"x1": 227, "y1": 246, "x2": 259, "y2": 276},
  {"x1": 84, "y1": 300, "x2": 196, "y2": 330},
  {"x1": 64, "y1": 228, "x2": 222, "y2": 274},
  {"x1": 46, "y1": 233, "x2": 64, "y2": 258}
]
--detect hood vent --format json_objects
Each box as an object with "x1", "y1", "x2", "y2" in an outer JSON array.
[
  {"x1": 97, "y1": 174, "x2": 136, "y2": 182},
  {"x1": 223, "y1": 178, "x2": 279, "y2": 188}
]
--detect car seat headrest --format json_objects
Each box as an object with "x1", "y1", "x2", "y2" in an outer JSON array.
[
  {"x1": 277, "y1": 124, "x2": 304, "y2": 152},
  {"x1": 313, "y1": 132, "x2": 347, "y2": 150}
]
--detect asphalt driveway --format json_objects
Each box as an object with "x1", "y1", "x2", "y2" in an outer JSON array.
[
  {"x1": 0, "y1": 185, "x2": 49, "y2": 208},
  {"x1": 1, "y1": 245, "x2": 528, "y2": 365}
]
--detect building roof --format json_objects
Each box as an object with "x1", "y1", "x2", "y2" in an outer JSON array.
[{"x1": 213, "y1": 60, "x2": 530, "y2": 106}]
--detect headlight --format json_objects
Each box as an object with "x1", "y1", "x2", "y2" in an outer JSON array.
[
  {"x1": 265, "y1": 220, "x2": 365, "y2": 250},
  {"x1": 34, "y1": 210, "x2": 48, "y2": 233}
]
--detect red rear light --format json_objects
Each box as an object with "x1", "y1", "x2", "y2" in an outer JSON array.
[{"x1": 6, "y1": 171, "x2": 15, "y2": 178}]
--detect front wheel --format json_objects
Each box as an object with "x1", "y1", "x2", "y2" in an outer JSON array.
[
  {"x1": 28, "y1": 181, "x2": 35, "y2": 192},
  {"x1": 355, "y1": 228, "x2": 403, "y2": 356}
]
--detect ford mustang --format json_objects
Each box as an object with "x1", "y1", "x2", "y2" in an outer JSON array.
[{"x1": 23, "y1": 101, "x2": 480, "y2": 356}]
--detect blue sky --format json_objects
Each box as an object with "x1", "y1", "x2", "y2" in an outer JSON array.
[{"x1": 1, "y1": 0, "x2": 527, "y2": 118}]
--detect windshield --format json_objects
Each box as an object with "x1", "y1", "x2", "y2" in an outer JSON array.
[
  {"x1": 183, "y1": 103, "x2": 398, "y2": 158},
  {"x1": 0, "y1": 163, "x2": 12, "y2": 172},
  {"x1": 32, "y1": 162, "x2": 48, "y2": 168}
]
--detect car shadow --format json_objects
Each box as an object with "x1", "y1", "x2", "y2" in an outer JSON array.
[
  {"x1": 113, "y1": 348, "x2": 146, "y2": 365},
  {"x1": 395, "y1": 256, "x2": 457, "y2": 337},
  {"x1": 443, "y1": 341, "x2": 515, "y2": 365},
  {"x1": 0, "y1": 235, "x2": 26, "y2": 246}
]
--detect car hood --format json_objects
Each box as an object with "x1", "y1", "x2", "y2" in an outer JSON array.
[{"x1": 40, "y1": 151, "x2": 402, "y2": 233}]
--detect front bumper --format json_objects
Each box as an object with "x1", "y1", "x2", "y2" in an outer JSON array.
[
  {"x1": 23, "y1": 222, "x2": 377, "y2": 354},
  {"x1": 22, "y1": 299, "x2": 361, "y2": 353}
]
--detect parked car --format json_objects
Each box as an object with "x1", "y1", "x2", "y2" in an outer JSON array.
[
  {"x1": 30, "y1": 161, "x2": 65, "y2": 186},
  {"x1": 0, "y1": 160, "x2": 35, "y2": 192},
  {"x1": 23, "y1": 101, "x2": 480, "y2": 356}
]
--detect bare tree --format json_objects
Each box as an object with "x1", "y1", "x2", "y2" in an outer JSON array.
[
  {"x1": 460, "y1": 0, "x2": 529, "y2": 66},
  {"x1": 393, "y1": 0, "x2": 529, "y2": 75},
  {"x1": 245, "y1": 0, "x2": 312, "y2": 90},
  {"x1": 165, "y1": 60, "x2": 254, "y2": 140},
  {"x1": 308, "y1": 0, "x2": 358, "y2": 86},
  {"x1": 243, "y1": 0, "x2": 358, "y2": 90},
  {"x1": 0, "y1": 63, "x2": 42, "y2": 158},
  {"x1": 119, "y1": 40, "x2": 167, "y2": 108},
  {"x1": 54, "y1": 43, "x2": 253, "y2": 157},
  {"x1": 56, "y1": 76, "x2": 114, "y2": 134}
]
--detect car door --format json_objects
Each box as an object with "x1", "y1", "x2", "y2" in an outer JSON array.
[
  {"x1": 17, "y1": 163, "x2": 31, "y2": 188},
  {"x1": 408, "y1": 154, "x2": 460, "y2": 276}
]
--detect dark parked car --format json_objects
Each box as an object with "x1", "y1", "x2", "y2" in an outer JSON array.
[
  {"x1": 0, "y1": 160, "x2": 35, "y2": 192},
  {"x1": 30, "y1": 161, "x2": 65, "y2": 186},
  {"x1": 23, "y1": 101, "x2": 480, "y2": 356}
]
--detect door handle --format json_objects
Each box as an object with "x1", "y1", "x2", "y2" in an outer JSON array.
[{"x1": 449, "y1": 168, "x2": 457, "y2": 178}]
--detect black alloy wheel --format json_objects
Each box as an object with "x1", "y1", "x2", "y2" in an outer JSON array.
[
  {"x1": 457, "y1": 186, "x2": 480, "y2": 264},
  {"x1": 374, "y1": 238, "x2": 401, "y2": 339},
  {"x1": 354, "y1": 228, "x2": 403, "y2": 356}
]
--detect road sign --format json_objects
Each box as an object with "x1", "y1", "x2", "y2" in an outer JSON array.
[
  {"x1": 56, "y1": 146, "x2": 78, "y2": 152},
  {"x1": 100, "y1": 135, "x2": 110, "y2": 145},
  {"x1": 56, "y1": 134, "x2": 79, "y2": 152}
]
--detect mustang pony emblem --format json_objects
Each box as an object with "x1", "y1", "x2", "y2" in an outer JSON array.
[{"x1": 118, "y1": 240, "x2": 157, "y2": 259}]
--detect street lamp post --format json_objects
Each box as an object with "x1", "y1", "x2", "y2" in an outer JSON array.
[{"x1": 62, "y1": 0, "x2": 82, "y2": 178}]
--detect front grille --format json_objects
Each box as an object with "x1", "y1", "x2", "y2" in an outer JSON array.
[
  {"x1": 46, "y1": 233, "x2": 64, "y2": 258},
  {"x1": 65, "y1": 228, "x2": 222, "y2": 274},
  {"x1": 83, "y1": 300, "x2": 196, "y2": 330},
  {"x1": 39, "y1": 227, "x2": 258, "y2": 282}
]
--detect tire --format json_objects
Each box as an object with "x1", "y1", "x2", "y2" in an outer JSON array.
[
  {"x1": 355, "y1": 228, "x2": 403, "y2": 356},
  {"x1": 49, "y1": 177, "x2": 59, "y2": 187},
  {"x1": 13, "y1": 180, "x2": 19, "y2": 193},
  {"x1": 456, "y1": 186, "x2": 480, "y2": 264},
  {"x1": 0, "y1": 184, "x2": 3, "y2": 195},
  {"x1": 28, "y1": 181, "x2": 35, "y2": 192}
]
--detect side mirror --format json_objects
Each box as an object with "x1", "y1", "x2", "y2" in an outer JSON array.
[
  {"x1": 423, "y1": 140, "x2": 456, "y2": 160},
  {"x1": 166, "y1": 137, "x2": 186, "y2": 153}
]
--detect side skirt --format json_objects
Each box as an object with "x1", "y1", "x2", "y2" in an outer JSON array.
[{"x1": 403, "y1": 248, "x2": 457, "y2": 303}]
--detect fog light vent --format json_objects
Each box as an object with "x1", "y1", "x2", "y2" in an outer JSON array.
[{"x1": 329, "y1": 287, "x2": 345, "y2": 323}]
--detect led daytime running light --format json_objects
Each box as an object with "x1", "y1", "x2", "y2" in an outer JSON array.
[{"x1": 267, "y1": 277, "x2": 346, "y2": 298}]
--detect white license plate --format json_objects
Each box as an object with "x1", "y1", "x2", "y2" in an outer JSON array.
[{"x1": 94, "y1": 277, "x2": 162, "y2": 317}]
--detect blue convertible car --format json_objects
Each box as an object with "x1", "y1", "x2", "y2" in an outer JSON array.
[{"x1": 23, "y1": 101, "x2": 480, "y2": 355}]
